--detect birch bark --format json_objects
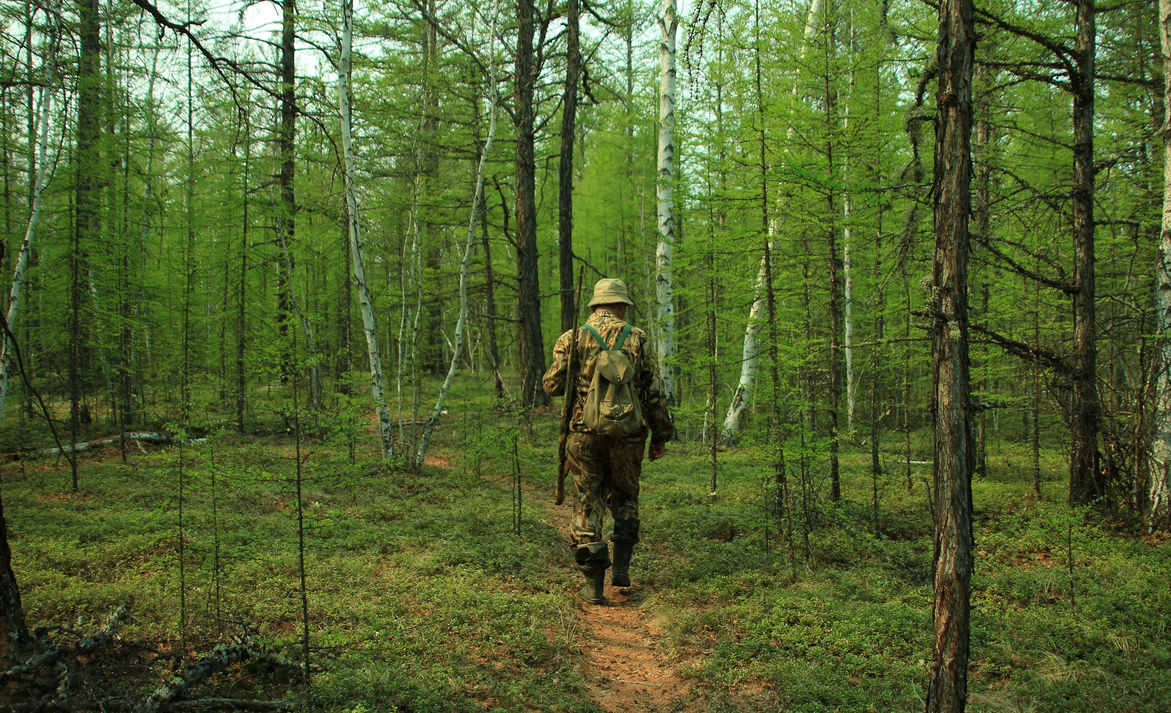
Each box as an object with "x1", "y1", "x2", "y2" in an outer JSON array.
[
  {"x1": 1149, "y1": 0, "x2": 1171, "y2": 530},
  {"x1": 415, "y1": 5, "x2": 499, "y2": 470},
  {"x1": 339, "y1": 0, "x2": 395, "y2": 462},
  {"x1": 0, "y1": 26, "x2": 57, "y2": 424},
  {"x1": 655, "y1": 0, "x2": 677, "y2": 402}
]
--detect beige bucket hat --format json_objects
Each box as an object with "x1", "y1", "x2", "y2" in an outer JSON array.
[{"x1": 588, "y1": 277, "x2": 635, "y2": 308}]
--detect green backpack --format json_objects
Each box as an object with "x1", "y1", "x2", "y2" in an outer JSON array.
[{"x1": 580, "y1": 324, "x2": 643, "y2": 438}]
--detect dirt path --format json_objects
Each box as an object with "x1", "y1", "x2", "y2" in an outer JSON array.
[{"x1": 540, "y1": 497, "x2": 690, "y2": 712}]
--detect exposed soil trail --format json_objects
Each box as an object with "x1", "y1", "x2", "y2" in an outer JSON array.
[{"x1": 539, "y1": 496, "x2": 691, "y2": 712}]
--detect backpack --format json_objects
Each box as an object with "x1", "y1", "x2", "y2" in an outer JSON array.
[{"x1": 580, "y1": 324, "x2": 643, "y2": 437}]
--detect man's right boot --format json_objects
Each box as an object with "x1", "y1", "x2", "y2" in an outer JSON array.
[
  {"x1": 611, "y1": 518, "x2": 639, "y2": 588},
  {"x1": 611, "y1": 542, "x2": 634, "y2": 587},
  {"x1": 573, "y1": 542, "x2": 610, "y2": 605}
]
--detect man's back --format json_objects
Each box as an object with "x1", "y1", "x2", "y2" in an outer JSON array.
[{"x1": 543, "y1": 309, "x2": 673, "y2": 443}]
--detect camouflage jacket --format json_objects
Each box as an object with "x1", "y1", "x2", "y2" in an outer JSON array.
[{"x1": 542, "y1": 310, "x2": 674, "y2": 444}]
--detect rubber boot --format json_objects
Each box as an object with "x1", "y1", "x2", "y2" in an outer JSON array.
[
  {"x1": 611, "y1": 542, "x2": 634, "y2": 587},
  {"x1": 611, "y1": 518, "x2": 640, "y2": 588},
  {"x1": 579, "y1": 569, "x2": 607, "y2": 604},
  {"x1": 573, "y1": 542, "x2": 610, "y2": 605}
]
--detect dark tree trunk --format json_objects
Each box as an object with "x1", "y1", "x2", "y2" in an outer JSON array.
[
  {"x1": 824, "y1": 40, "x2": 841, "y2": 503},
  {"x1": 278, "y1": 0, "x2": 296, "y2": 384},
  {"x1": 925, "y1": 0, "x2": 976, "y2": 707},
  {"x1": 422, "y1": 0, "x2": 444, "y2": 375},
  {"x1": 558, "y1": 0, "x2": 580, "y2": 334},
  {"x1": 481, "y1": 206, "x2": 503, "y2": 400},
  {"x1": 514, "y1": 0, "x2": 547, "y2": 408},
  {"x1": 73, "y1": 0, "x2": 102, "y2": 492},
  {"x1": 0, "y1": 489, "x2": 30, "y2": 668},
  {"x1": 237, "y1": 111, "x2": 250, "y2": 435},
  {"x1": 974, "y1": 67, "x2": 990, "y2": 477},
  {"x1": 1069, "y1": 0, "x2": 1101, "y2": 506}
]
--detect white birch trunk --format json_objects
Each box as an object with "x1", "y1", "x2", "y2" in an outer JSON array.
[
  {"x1": 415, "y1": 14, "x2": 499, "y2": 471},
  {"x1": 339, "y1": 0, "x2": 395, "y2": 462},
  {"x1": 843, "y1": 31, "x2": 856, "y2": 437},
  {"x1": 844, "y1": 197, "x2": 855, "y2": 436},
  {"x1": 1149, "y1": 0, "x2": 1171, "y2": 531},
  {"x1": 722, "y1": 0, "x2": 824, "y2": 436},
  {"x1": 0, "y1": 32, "x2": 57, "y2": 425},
  {"x1": 655, "y1": 0, "x2": 677, "y2": 402}
]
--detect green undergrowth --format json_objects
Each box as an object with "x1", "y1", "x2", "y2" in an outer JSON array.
[
  {"x1": 4, "y1": 382, "x2": 1169, "y2": 711},
  {"x1": 624, "y1": 440, "x2": 1171, "y2": 712}
]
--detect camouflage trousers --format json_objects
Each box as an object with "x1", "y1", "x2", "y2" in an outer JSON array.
[{"x1": 565, "y1": 430, "x2": 645, "y2": 546}]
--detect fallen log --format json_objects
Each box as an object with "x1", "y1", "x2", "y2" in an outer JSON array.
[
  {"x1": 168, "y1": 700, "x2": 301, "y2": 712},
  {"x1": 40, "y1": 433, "x2": 173, "y2": 457},
  {"x1": 1, "y1": 433, "x2": 214, "y2": 461},
  {"x1": 137, "y1": 637, "x2": 260, "y2": 713},
  {"x1": 0, "y1": 606, "x2": 130, "y2": 684}
]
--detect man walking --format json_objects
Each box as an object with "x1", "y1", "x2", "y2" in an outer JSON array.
[{"x1": 543, "y1": 278, "x2": 674, "y2": 604}]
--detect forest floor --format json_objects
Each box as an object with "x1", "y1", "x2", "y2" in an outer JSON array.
[{"x1": 4, "y1": 391, "x2": 1171, "y2": 712}]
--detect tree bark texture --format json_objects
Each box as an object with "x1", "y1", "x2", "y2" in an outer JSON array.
[
  {"x1": 72, "y1": 0, "x2": 102, "y2": 492},
  {"x1": 1149, "y1": 0, "x2": 1171, "y2": 531},
  {"x1": 514, "y1": 0, "x2": 547, "y2": 408},
  {"x1": 1069, "y1": 0, "x2": 1101, "y2": 506},
  {"x1": 655, "y1": 0, "x2": 677, "y2": 403},
  {"x1": 278, "y1": 0, "x2": 297, "y2": 383},
  {"x1": 340, "y1": 0, "x2": 395, "y2": 462},
  {"x1": 825, "y1": 36, "x2": 841, "y2": 502},
  {"x1": 558, "y1": 0, "x2": 580, "y2": 334},
  {"x1": 0, "y1": 487, "x2": 30, "y2": 668},
  {"x1": 925, "y1": 0, "x2": 975, "y2": 708},
  {"x1": 0, "y1": 26, "x2": 57, "y2": 425}
]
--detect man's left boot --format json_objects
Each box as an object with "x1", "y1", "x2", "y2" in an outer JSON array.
[
  {"x1": 574, "y1": 542, "x2": 611, "y2": 605},
  {"x1": 611, "y1": 518, "x2": 640, "y2": 588}
]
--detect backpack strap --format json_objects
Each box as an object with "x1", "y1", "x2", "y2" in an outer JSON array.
[
  {"x1": 583, "y1": 324, "x2": 609, "y2": 350},
  {"x1": 612, "y1": 325, "x2": 633, "y2": 352}
]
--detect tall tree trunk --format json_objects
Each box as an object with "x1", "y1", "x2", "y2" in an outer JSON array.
[
  {"x1": 0, "y1": 488, "x2": 30, "y2": 669},
  {"x1": 237, "y1": 103, "x2": 250, "y2": 435},
  {"x1": 824, "y1": 25, "x2": 841, "y2": 503},
  {"x1": 842, "y1": 18, "x2": 856, "y2": 437},
  {"x1": 514, "y1": 0, "x2": 547, "y2": 408},
  {"x1": 973, "y1": 61, "x2": 991, "y2": 477},
  {"x1": 1149, "y1": 0, "x2": 1171, "y2": 531},
  {"x1": 925, "y1": 0, "x2": 975, "y2": 706},
  {"x1": 0, "y1": 25, "x2": 57, "y2": 425},
  {"x1": 72, "y1": 0, "x2": 102, "y2": 492},
  {"x1": 655, "y1": 0, "x2": 677, "y2": 403},
  {"x1": 340, "y1": 0, "x2": 395, "y2": 462},
  {"x1": 844, "y1": 195, "x2": 855, "y2": 436},
  {"x1": 558, "y1": 0, "x2": 580, "y2": 334},
  {"x1": 869, "y1": 51, "x2": 886, "y2": 535},
  {"x1": 1069, "y1": 0, "x2": 1100, "y2": 506},
  {"x1": 482, "y1": 200, "x2": 503, "y2": 399},
  {"x1": 278, "y1": 0, "x2": 296, "y2": 384},
  {"x1": 337, "y1": 211, "x2": 351, "y2": 393},
  {"x1": 421, "y1": 0, "x2": 444, "y2": 376}
]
